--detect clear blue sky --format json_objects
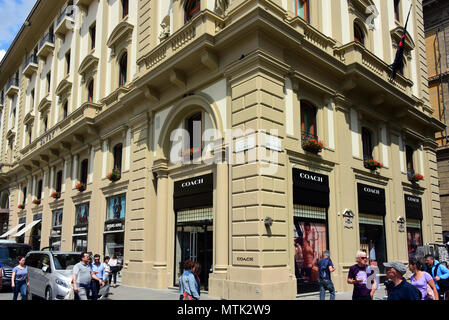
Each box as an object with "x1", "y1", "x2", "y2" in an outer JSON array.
[{"x1": 0, "y1": 0, "x2": 37, "y2": 62}]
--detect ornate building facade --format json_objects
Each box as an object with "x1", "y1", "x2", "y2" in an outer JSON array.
[{"x1": 0, "y1": 0, "x2": 444, "y2": 299}]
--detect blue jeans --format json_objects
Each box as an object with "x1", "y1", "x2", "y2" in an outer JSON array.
[
  {"x1": 13, "y1": 280, "x2": 28, "y2": 300},
  {"x1": 318, "y1": 279, "x2": 335, "y2": 300}
]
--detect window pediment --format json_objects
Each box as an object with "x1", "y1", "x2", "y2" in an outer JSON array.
[
  {"x1": 56, "y1": 78, "x2": 72, "y2": 97},
  {"x1": 391, "y1": 27, "x2": 415, "y2": 53},
  {"x1": 107, "y1": 21, "x2": 134, "y2": 52},
  {"x1": 348, "y1": 0, "x2": 376, "y2": 18},
  {"x1": 38, "y1": 96, "x2": 51, "y2": 113},
  {"x1": 24, "y1": 112, "x2": 35, "y2": 126},
  {"x1": 78, "y1": 54, "x2": 99, "y2": 79}
]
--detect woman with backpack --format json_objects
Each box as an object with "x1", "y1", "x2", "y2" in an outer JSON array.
[
  {"x1": 409, "y1": 258, "x2": 439, "y2": 300},
  {"x1": 180, "y1": 260, "x2": 200, "y2": 300}
]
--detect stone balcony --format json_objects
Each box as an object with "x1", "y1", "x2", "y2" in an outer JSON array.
[
  {"x1": 55, "y1": 6, "x2": 75, "y2": 39},
  {"x1": 23, "y1": 54, "x2": 39, "y2": 79},
  {"x1": 37, "y1": 32, "x2": 55, "y2": 60},
  {"x1": 76, "y1": 0, "x2": 95, "y2": 13},
  {"x1": 6, "y1": 78, "x2": 19, "y2": 97}
]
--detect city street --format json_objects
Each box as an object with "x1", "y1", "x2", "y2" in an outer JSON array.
[{"x1": 0, "y1": 284, "x2": 388, "y2": 300}]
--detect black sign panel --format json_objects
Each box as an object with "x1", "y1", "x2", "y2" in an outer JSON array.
[
  {"x1": 73, "y1": 225, "x2": 88, "y2": 235},
  {"x1": 33, "y1": 213, "x2": 42, "y2": 221},
  {"x1": 293, "y1": 169, "x2": 330, "y2": 208},
  {"x1": 105, "y1": 219, "x2": 125, "y2": 232},
  {"x1": 404, "y1": 194, "x2": 422, "y2": 220},
  {"x1": 19, "y1": 217, "x2": 26, "y2": 224},
  {"x1": 357, "y1": 183, "x2": 386, "y2": 216},
  {"x1": 174, "y1": 174, "x2": 213, "y2": 210},
  {"x1": 51, "y1": 227, "x2": 62, "y2": 237}
]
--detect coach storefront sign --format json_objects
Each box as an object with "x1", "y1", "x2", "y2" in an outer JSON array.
[
  {"x1": 174, "y1": 173, "x2": 213, "y2": 210},
  {"x1": 357, "y1": 183, "x2": 386, "y2": 216},
  {"x1": 293, "y1": 168, "x2": 330, "y2": 207},
  {"x1": 404, "y1": 195, "x2": 423, "y2": 220}
]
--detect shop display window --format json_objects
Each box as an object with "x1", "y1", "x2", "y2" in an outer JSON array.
[{"x1": 359, "y1": 214, "x2": 387, "y2": 275}]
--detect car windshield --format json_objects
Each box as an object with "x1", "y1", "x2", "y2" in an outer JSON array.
[
  {"x1": 0, "y1": 246, "x2": 31, "y2": 261},
  {"x1": 53, "y1": 254, "x2": 80, "y2": 270}
]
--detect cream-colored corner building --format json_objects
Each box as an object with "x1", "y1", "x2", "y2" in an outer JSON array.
[{"x1": 0, "y1": 0, "x2": 444, "y2": 299}]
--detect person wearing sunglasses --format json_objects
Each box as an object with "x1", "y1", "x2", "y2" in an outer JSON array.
[{"x1": 347, "y1": 251, "x2": 377, "y2": 300}]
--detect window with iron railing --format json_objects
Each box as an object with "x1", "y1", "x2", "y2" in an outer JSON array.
[
  {"x1": 39, "y1": 32, "x2": 55, "y2": 50},
  {"x1": 25, "y1": 54, "x2": 38, "y2": 67},
  {"x1": 57, "y1": 6, "x2": 74, "y2": 26}
]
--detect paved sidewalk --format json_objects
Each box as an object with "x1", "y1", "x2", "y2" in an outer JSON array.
[{"x1": 106, "y1": 284, "x2": 388, "y2": 300}]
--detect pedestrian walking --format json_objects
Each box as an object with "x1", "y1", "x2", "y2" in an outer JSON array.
[
  {"x1": 72, "y1": 252, "x2": 102, "y2": 300},
  {"x1": 347, "y1": 251, "x2": 377, "y2": 300},
  {"x1": 317, "y1": 250, "x2": 336, "y2": 300},
  {"x1": 11, "y1": 256, "x2": 29, "y2": 300},
  {"x1": 193, "y1": 261, "x2": 201, "y2": 298},
  {"x1": 103, "y1": 256, "x2": 111, "y2": 292},
  {"x1": 409, "y1": 258, "x2": 439, "y2": 300},
  {"x1": 90, "y1": 254, "x2": 106, "y2": 300},
  {"x1": 180, "y1": 260, "x2": 200, "y2": 300},
  {"x1": 109, "y1": 254, "x2": 119, "y2": 287},
  {"x1": 384, "y1": 261, "x2": 420, "y2": 300},
  {"x1": 424, "y1": 254, "x2": 449, "y2": 300}
]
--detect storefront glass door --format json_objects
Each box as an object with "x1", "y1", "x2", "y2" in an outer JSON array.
[
  {"x1": 359, "y1": 214, "x2": 387, "y2": 276},
  {"x1": 174, "y1": 207, "x2": 213, "y2": 291}
]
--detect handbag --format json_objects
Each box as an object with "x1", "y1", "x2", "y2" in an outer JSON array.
[
  {"x1": 426, "y1": 283, "x2": 435, "y2": 300},
  {"x1": 65, "y1": 287, "x2": 75, "y2": 300}
]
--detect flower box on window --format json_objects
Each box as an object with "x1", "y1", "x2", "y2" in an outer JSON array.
[
  {"x1": 107, "y1": 170, "x2": 121, "y2": 182},
  {"x1": 302, "y1": 136, "x2": 324, "y2": 154},
  {"x1": 51, "y1": 191, "x2": 61, "y2": 199},
  {"x1": 364, "y1": 158, "x2": 383, "y2": 171},
  {"x1": 32, "y1": 199, "x2": 41, "y2": 205},
  {"x1": 75, "y1": 182, "x2": 86, "y2": 192},
  {"x1": 409, "y1": 173, "x2": 424, "y2": 183},
  {"x1": 18, "y1": 204, "x2": 25, "y2": 210}
]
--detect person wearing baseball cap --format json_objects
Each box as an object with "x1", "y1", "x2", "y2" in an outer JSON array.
[{"x1": 384, "y1": 261, "x2": 420, "y2": 300}]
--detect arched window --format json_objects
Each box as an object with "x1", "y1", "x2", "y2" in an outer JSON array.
[
  {"x1": 87, "y1": 79, "x2": 94, "y2": 102},
  {"x1": 121, "y1": 0, "x2": 129, "y2": 19},
  {"x1": 113, "y1": 143, "x2": 123, "y2": 172},
  {"x1": 80, "y1": 159, "x2": 89, "y2": 186},
  {"x1": 405, "y1": 145, "x2": 414, "y2": 175},
  {"x1": 300, "y1": 101, "x2": 317, "y2": 139},
  {"x1": 119, "y1": 52, "x2": 127, "y2": 87},
  {"x1": 185, "y1": 0, "x2": 200, "y2": 23},
  {"x1": 354, "y1": 22, "x2": 365, "y2": 46},
  {"x1": 185, "y1": 112, "x2": 202, "y2": 160},
  {"x1": 56, "y1": 170, "x2": 63, "y2": 193},
  {"x1": 22, "y1": 187, "x2": 27, "y2": 205},
  {"x1": 63, "y1": 101, "x2": 68, "y2": 119},
  {"x1": 37, "y1": 180, "x2": 43, "y2": 200},
  {"x1": 362, "y1": 127, "x2": 373, "y2": 160},
  {"x1": 394, "y1": 0, "x2": 400, "y2": 21},
  {"x1": 293, "y1": 0, "x2": 309, "y2": 22}
]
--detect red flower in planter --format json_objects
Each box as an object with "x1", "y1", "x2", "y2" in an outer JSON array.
[
  {"x1": 18, "y1": 204, "x2": 25, "y2": 210},
  {"x1": 302, "y1": 137, "x2": 325, "y2": 153},
  {"x1": 51, "y1": 191, "x2": 61, "y2": 199},
  {"x1": 410, "y1": 173, "x2": 424, "y2": 183},
  {"x1": 75, "y1": 182, "x2": 86, "y2": 191},
  {"x1": 364, "y1": 158, "x2": 383, "y2": 170},
  {"x1": 107, "y1": 170, "x2": 121, "y2": 182}
]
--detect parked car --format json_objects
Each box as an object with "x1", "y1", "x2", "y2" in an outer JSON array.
[
  {"x1": 25, "y1": 250, "x2": 109, "y2": 300},
  {"x1": 0, "y1": 241, "x2": 32, "y2": 290}
]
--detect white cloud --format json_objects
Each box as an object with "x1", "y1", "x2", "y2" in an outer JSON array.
[
  {"x1": 0, "y1": 0, "x2": 37, "y2": 51},
  {"x1": 0, "y1": 49, "x2": 6, "y2": 62}
]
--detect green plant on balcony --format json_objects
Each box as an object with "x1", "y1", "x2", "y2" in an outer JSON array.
[
  {"x1": 18, "y1": 204, "x2": 25, "y2": 210},
  {"x1": 32, "y1": 199, "x2": 41, "y2": 205}
]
